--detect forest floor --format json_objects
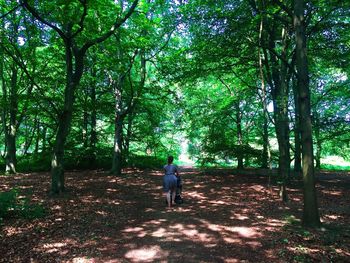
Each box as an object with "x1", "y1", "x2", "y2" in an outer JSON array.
[{"x1": 1, "y1": 167, "x2": 350, "y2": 263}]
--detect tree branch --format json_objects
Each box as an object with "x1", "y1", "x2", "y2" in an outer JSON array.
[
  {"x1": 0, "y1": 3, "x2": 22, "y2": 19},
  {"x1": 71, "y1": 0, "x2": 88, "y2": 38},
  {"x1": 21, "y1": 0, "x2": 67, "y2": 40},
  {"x1": 81, "y1": 0, "x2": 139, "y2": 54}
]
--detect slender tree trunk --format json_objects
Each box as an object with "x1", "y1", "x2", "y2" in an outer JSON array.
[
  {"x1": 82, "y1": 105, "x2": 88, "y2": 148},
  {"x1": 269, "y1": 28, "x2": 290, "y2": 202},
  {"x1": 112, "y1": 113, "x2": 123, "y2": 175},
  {"x1": 258, "y1": 18, "x2": 270, "y2": 169},
  {"x1": 5, "y1": 63, "x2": 18, "y2": 174},
  {"x1": 89, "y1": 80, "x2": 97, "y2": 165},
  {"x1": 34, "y1": 121, "x2": 40, "y2": 155},
  {"x1": 42, "y1": 126, "x2": 47, "y2": 153},
  {"x1": 23, "y1": 118, "x2": 38, "y2": 155},
  {"x1": 294, "y1": 0, "x2": 320, "y2": 227},
  {"x1": 124, "y1": 112, "x2": 134, "y2": 163},
  {"x1": 235, "y1": 101, "x2": 244, "y2": 169}
]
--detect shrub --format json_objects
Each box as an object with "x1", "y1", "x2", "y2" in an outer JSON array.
[
  {"x1": 0, "y1": 188, "x2": 46, "y2": 223},
  {"x1": 0, "y1": 188, "x2": 18, "y2": 221}
]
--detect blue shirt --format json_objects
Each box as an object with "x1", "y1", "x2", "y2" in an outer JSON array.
[{"x1": 164, "y1": 164, "x2": 178, "y2": 176}]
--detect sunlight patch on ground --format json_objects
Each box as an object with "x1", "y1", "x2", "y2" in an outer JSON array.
[
  {"x1": 71, "y1": 257, "x2": 94, "y2": 263},
  {"x1": 124, "y1": 245, "x2": 167, "y2": 262},
  {"x1": 186, "y1": 190, "x2": 207, "y2": 200},
  {"x1": 223, "y1": 237, "x2": 241, "y2": 244},
  {"x1": 230, "y1": 213, "x2": 250, "y2": 220},
  {"x1": 151, "y1": 227, "x2": 166, "y2": 237},
  {"x1": 223, "y1": 258, "x2": 242, "y2": 263},
  {"x1": 4, "y1": 226, "x2": 23, "y2": 236},
  {"x1": 40, "y1": 241, "x2": 75, "y2": 254},
  {"x1": 95, "y1": 210, "x2": 108, "y2": 216},
  {"x1": 226, "y1": 226, "x2": 261, "y2": 238},
  {"x1": 249, "y1": 185, "x2": 265, "y2": 192},
  {"x1": 320, "y1": 190, "x2": 342, "y2": 196},
  {"x1": 123, "y1": 227, "x2": 144, "y2": 233},
  {"x1": 209, "y1": 200, "x2": 226, "y2": 205},
  {"x1": 324, "y1": 214, "x2": 342, "y2": 220}
]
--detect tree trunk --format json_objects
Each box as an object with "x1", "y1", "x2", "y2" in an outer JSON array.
[
  {"x1": 294, "y1": 0, "x2": 320, "y2": 227},
  {"x1": 111, "y1": 114, "x2": 123, "y2": 176},
  {"x1": 34, "y1": 120, "x2": 40, "y2": 155},
  {"x1": 5, "y1": 63, "x2": 18, "y2": 174},
  {"x1": 89, "y1": 84, "x2": 97, "y2": 165},
  {"x1": 50, "y1": 41, "x2": 84, "y2": 194},
  {"x1": 269, "y1": 28, "x2": 290, "y2": 202},
  {"x1": 41, "y1": 125, "x2": 47, "y2": 153},
  {"x1": 258, "y1": 13, "x2": 270, "y2": 169},
  {"x1": 235, "y1": 101, "x2": 244, "y2": 169},
  {"x1": 314, "y1": 112, "x2": 321, "y2": 169},
  {"x1": 124, "y1": 112, "x2": 134, "y2": 163},
  {"x1": 292, "y1": 78, "x2": 302, "y2": 175},
  {"x1": 51, "y1": 108, "x2": 74, "y2": 194},
  {"x1": 82, "y1": 106, "x2": 88, "y2": 148}
]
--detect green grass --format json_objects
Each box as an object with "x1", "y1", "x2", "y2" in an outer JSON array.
[
  {"x1": 320, "y1": 164, "x2": 350, "y2": 171},
  {"x1": 320, "y1": 156, "x2": 350, "y2": 171}
]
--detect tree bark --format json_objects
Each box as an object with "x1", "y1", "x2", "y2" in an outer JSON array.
[
  {"x1": 314, "y1": 112, "x2": 321, "y2": 169},
  {"x1": 5, "y1": 63, "x2": 18, "y2": 174},
  {"x1": 235, "y1": 101, "x2": 244, "y2": 169},
  {"x1": 292, "y1": 78, "x2": 302, "y2": 175},
  {"x1": 111, "y1": 113, "x2": 124, "y2": 175},
  {"x1": 269, "y1": 28, "x2": 291, "y2": 202},
  {"x1": 50, "y1": 39, "x2": 84, "y2": 194},
  {"x1": 258, "y1": 17, "x2": 270, "y2": 169},
  {"x1": 294, "y1": 0, "x2": 320, "y2": 227},
  {"x1": 124, "y1": 111, "x2": 134, "y2": 163},
  {"x1": 89, "y1": 75, "x2": 97, "y2": 165}
]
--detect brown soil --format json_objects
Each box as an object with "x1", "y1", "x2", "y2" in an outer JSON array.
[{"x1": 1, "y1": 168, "x2": 349, "y2": 262}]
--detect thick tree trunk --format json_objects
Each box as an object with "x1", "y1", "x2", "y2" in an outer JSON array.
[
  {"x1": 292, "y1": 79, "x2": 302, "y2": 175},
  {"x1": 294, "y1": 0, "x2": 320, "y2": 227},
  {"x1": 51, "y1": 104, "x2": 74, "y2": 194},
  {"x1": 50, "y1": 42, "x2": 84, "y2": 194},
  {"x1": 51, "y1": 99, "x2": 76, "y2": 192}
]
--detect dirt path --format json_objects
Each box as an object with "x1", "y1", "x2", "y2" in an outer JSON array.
[{"x1": 1, "y1": 168, "x2": 350, "y2": 262}]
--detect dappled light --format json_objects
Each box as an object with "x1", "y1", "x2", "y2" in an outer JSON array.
[{"x1": 1, "y1": 168, "x2": 350, "y2": 262}]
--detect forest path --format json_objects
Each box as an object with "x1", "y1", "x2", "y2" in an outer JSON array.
[{"x1": 0, "y1": 168, "x2": 349, "y2": 262}]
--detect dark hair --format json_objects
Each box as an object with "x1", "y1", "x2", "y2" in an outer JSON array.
[{"x1": 167, "y1": 156, "x2": 174, "y2": 164}]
